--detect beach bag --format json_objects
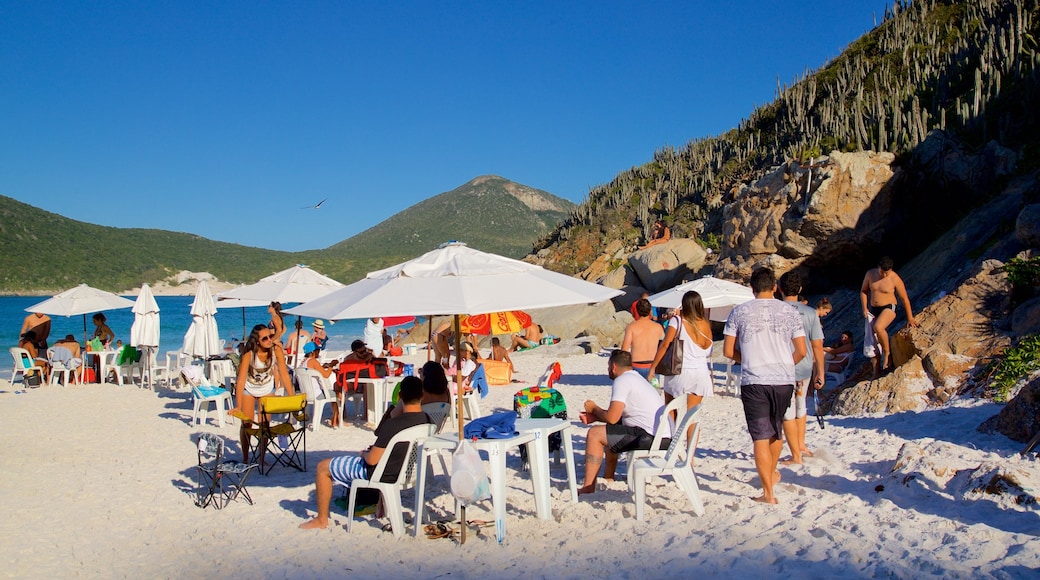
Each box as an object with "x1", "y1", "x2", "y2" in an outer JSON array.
[
  {"x1": 25, "y1": 372, "x2": 42, "y2": 387},
  {"x1": 451, "y1": 439, "x2": 491, "y2": 504},
  {"x1": 655, "y1": 318, "x2": 685, "y2": 375}
]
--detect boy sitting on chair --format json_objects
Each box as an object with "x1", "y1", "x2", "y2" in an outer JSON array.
[{"x1": 299, "y1": 376, "x2": 432, "y2": 529}]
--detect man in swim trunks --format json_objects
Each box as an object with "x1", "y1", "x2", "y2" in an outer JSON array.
[
  {"x1": 724, "y1": 267, "x2": 807, "y2": 504},
  {"x1": 578, "y1": 349, "x2": 666, "y2": 495},
  {"x1": 299, "y1": 376, "x2": 432, "y2": 529},
  {"x1": 622, "y1": 299, "x2": 665, "y2": 379},
  {"x1": 509, "y1": 323, "x2": 543, "y2": 351},
  {"x1": 860, "y1": 256, "x2": 919, "y2": 377}
]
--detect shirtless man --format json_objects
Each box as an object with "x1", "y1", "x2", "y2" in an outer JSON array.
[
  {"x1": 861, "y1": 256, "x2": 919, "y2": 377},
  {"x1": 510, "y1": 323, "x2": 543, "y2": 351},
  {"x1": 621, "y1": 299, "x2": 665, "y2": 379},
  {"x1": 21, "y1": 312, "x2": 52, "y2": 352},
  {"x1": 431, "y1": 320, "x2": 452, "y2": 367},
  {"x1": 490, "y1": 337, "x2": 514, "y2": 373}
]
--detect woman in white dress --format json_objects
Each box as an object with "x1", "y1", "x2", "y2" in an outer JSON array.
[{"x1": 648, "y1": 291, "x2": 713, "y2": 442}]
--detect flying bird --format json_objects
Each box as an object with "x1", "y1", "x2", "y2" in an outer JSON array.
[{"x1": 302, "y1": 198, "x2": 328, "y2": 209}]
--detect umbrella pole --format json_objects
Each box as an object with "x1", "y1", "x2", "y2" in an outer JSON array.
[
  {"x1": 427, "y1": 315, "x2": 433, "y2": 362},
  {"x1": 453, "y1": 314, "x2": 466, "y2": 545},
  {"x1": 241, "y1": 308, "x2": 246, "y2": 345}
]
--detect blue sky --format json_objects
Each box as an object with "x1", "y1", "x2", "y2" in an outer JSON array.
[{"x1": 1, "y1": 1, "x2": 880, "y2": 252}]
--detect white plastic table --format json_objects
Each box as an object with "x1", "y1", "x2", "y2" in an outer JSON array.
[
  {"x1": 514, "y1": 418, "x2": 578, "y2": 517},
  {"x1": 83, "y1": 350, "x2": 117, "y2": 383},
  {"x1": 355, "y1": 376, "x2": 405, "y2": 425},
  {"x1": 414, "y1": 430, "x2": 537, "y2": 543},
  {"x1": 413, "y1": 418, "x2": 577, "y2": 543}
]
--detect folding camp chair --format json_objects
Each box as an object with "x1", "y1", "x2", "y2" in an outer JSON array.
[
  {"x1": 243, "y1": 394, "x2": 308, "y2": 475},
  {"x1": 194, "y1": 432, "x2": 259, "y2": 509}
]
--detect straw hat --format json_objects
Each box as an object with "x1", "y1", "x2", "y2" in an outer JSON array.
[{"x1": 313, "y1": 319, "x2": 325, "y2": 329}]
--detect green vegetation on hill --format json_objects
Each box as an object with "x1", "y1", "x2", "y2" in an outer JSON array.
[
  {"x1": 0, "y1": 175, "x2": 573, "y2": 293},
  {"x1": 536, "y1": 0, "x2": 1040, "y2": 275},
  {"x1": 300, "y1": 175, "x2": 573, "y2": 282}
]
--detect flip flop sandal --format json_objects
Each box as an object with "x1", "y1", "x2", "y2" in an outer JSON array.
[
  {"x1": 424, "y1": 523, "x2": 455, "y2": 539},
  {"x1": 466, "y1": 519, "x2": 494, "y2": 528}
]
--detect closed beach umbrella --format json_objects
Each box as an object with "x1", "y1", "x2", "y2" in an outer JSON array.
[
  {"x1": 130, "y1": 284, "x2": 161, "y2": 388},
  {"x1": 26, "y1": 283, "x2": 135, "y2": 344},
  {"x1": 459, "y1": 310, "x2": 532, "y2": 335},
  {"x1": 647, "y1": 275, "x2": 755, "y2": 322},
  {"x1": 183, "y1": 280, "x2": 221, "y2": 359}
]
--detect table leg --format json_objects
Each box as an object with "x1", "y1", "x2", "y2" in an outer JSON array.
[
  {"x1": 526, "y1": 432, "x2": 551, "y2": 519},
  {"x1": 561, "y1": 427, "x2": 578, "y2": 502},
  {"x1": 487, "y1": 444, "x2": 508, "y2": 543}
]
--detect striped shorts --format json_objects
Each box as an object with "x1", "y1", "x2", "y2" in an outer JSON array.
[{"x1": 329, "y1": 455, "x2": 368, "y2": 485}]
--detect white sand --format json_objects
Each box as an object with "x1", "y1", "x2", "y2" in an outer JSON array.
[{"x1": 2, "y1": 347, "x2": 1038, "y2": 578}]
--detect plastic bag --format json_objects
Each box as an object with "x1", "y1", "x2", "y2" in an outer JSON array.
[{"x1": 450, "y1": 439, "x2": 490, "y2": 504}]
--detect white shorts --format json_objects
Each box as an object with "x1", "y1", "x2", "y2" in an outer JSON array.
[
  {"x1": 244, "y1": 379, "x2": 275, "y2": 398},
  {"x1": 783, "y1": 380, "x2": 807, "y2": 420}
]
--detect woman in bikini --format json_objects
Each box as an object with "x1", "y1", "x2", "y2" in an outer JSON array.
[
  {"x1": 267, "y1": 302, "x2": 286, "y2": 344},
  {"x1": 648, "y1": 291, "x2": 713, "y2": 442},
  {"x1": 230, "y1": 324, "x2": 293, "y2": 460}
]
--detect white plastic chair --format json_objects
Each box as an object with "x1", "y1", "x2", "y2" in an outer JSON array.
[
  {"x1": 299, "y1": 368, "x2": 339, "y2": 431},
  {"x1": 46, "y1": 348, "x2": 75, "y2": 387},
  {"x1": 112, "y1": 346, "x2": 145, "y2": 387},
  {"x1": 343, "y1": 422, "x2": 436, "y2": 538},
  {"x1": 825, "y1": 351, "x2": 851, "y2": 387},
  {"x1": 182, "y1": 366, "x2": 233, "y2": 429},
  {"x1": 631, "y1": 404, "x2": 706, "y2": 521},
  {"x1": 625, "y1": 397, "x2": 684, "y2": 488},
  {"x1": 166, "y1": 351, "x2": 188, "y2": 386},
  {"x1": 143, "y1": 349, "x2": 169, "y2": 388},
  {"x1": 9, "y1": 347, "x2": 43, "y2": 386}
]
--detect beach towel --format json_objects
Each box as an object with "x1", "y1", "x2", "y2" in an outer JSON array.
[
  {"x1": 863, "y1": 314, "x2": 882, "y2": 358},
  {"x1": 471, "y1": 365, "x2": 489, "y2": 398},
  {"x1": 463, "y1": 411, "x2": 517, "y2": 439}
]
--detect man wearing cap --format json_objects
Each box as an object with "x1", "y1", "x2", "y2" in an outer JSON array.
[{"x1": 311, "y1": 319, "x2": 328, "y2": 351}]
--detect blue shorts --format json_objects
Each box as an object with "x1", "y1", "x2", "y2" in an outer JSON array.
[{"x1": 328, "y1": 455, "x2": 368, "y2": 485}]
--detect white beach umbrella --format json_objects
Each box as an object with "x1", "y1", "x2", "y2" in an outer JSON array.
[
  {"x1": 182, "y1": 280, "x2": 221, "y2": 359},
  {"x1": 647, "y1": 275, "x2": 755, "y2": 322},
  {"x1": 130, "y1": 284, "x2": 161, "y2": 388},
  {"x1": 218, "y1": 264, "x2": 344, "y2": 364},
  {"x1": 287, "y1": 242, "x2": 622, "y2": 542},
  {"x1": 26, "y1": 283, "x2": 135, "y2": 343},
  {"x1": 214, "y1": 297, "x2": 268, "y2": 342},
  {"x1": 285, "y1": 242, "x2": 622, "y2": 320},
  {"x1": 217, "y1": 264, "x2": 344, "y2": 304},
  {"x1": 284, "y1": 241, "x2": 621, "y2": 542}
]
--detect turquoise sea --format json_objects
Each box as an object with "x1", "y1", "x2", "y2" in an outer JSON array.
[{"x1": 2, "y1": 296, "x2": 368, "y2": 359}]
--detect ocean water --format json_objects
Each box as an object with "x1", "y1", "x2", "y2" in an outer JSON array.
[{"x1": 2, "y1": 296, "x2": 368, "y2": 359}]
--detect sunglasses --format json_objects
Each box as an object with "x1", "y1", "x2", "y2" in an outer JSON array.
[{"x1": 259, "y1": 334, "x2": 274, "y2": 342}]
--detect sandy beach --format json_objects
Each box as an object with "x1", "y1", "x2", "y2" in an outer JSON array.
[{"x1": 2, "y1": 345, "x2": 1038, "y2": 578}]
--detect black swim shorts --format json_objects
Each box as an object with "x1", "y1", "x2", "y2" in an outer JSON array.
[
  {"x1": 606, "y1": 424, "x2": 669, "y2": 454},
  {"x1": 740, "y1": 383, "x2": 795, "y2": 441},
  {"x1": 869, "y1": 304, "x2": 895, "y2": 318}
]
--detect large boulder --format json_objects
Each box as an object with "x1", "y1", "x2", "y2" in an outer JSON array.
[
  {"x1": 1015, "y1": 203, "x2": 1040, "y2": 247},
  {"x1": 627, "y1": 239, "x2": 707, "y2": 292},
  {"x1": 716, "y1": 150, "x2": 896, "y2": 281},
  {"x1": 978, "y1": 373, "x2": 1040, "y2": 442},
  {"x1": 598, "y1": 264, "x2": 646, "y2": 311},
  {"x1": 832, "y1": 355, "x2": 933, "y2": 414},
  {"x1": 579, "y1": 240, "x2": 628, "y2": 284},
  {"x1": 533, "y1": 301, "x2": 630, "y2": 348}
]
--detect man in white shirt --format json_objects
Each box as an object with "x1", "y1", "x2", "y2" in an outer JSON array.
[
  {"x1": 578, "y1": 349, "x2": 666, "y2": 495},
  {"x1": 724, "y1": 267, "x2": 807, "y2": 504}
]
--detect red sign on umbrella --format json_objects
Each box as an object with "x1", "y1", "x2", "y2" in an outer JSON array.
[{"x1": 460, "y1": 311, "x2": 532, "y2": 335}]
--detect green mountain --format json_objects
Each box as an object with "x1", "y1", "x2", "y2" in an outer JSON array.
[
  {"x1": 0, "y1": 175, "x2": 573, "y2": 293},
  {"x1": 298, "y1": 175, "x2": 574, "y2": 282},
  {"x1": 535, "y1": 0, "x2": 1040, "y2": 277}
]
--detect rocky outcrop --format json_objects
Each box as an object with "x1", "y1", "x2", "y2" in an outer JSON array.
[
  {"x1": 979, "y1": 374, "x2": 1040, "y2": 442},
  {"x1": 832, "y1": 355, "x2": 933, "y2": 414},
  {"x1": 716, "y1": 150, "x2": 896, "y2": 281},
  {"x1": 533, "y1": 301, "x2": 630, "y2": 349}
]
